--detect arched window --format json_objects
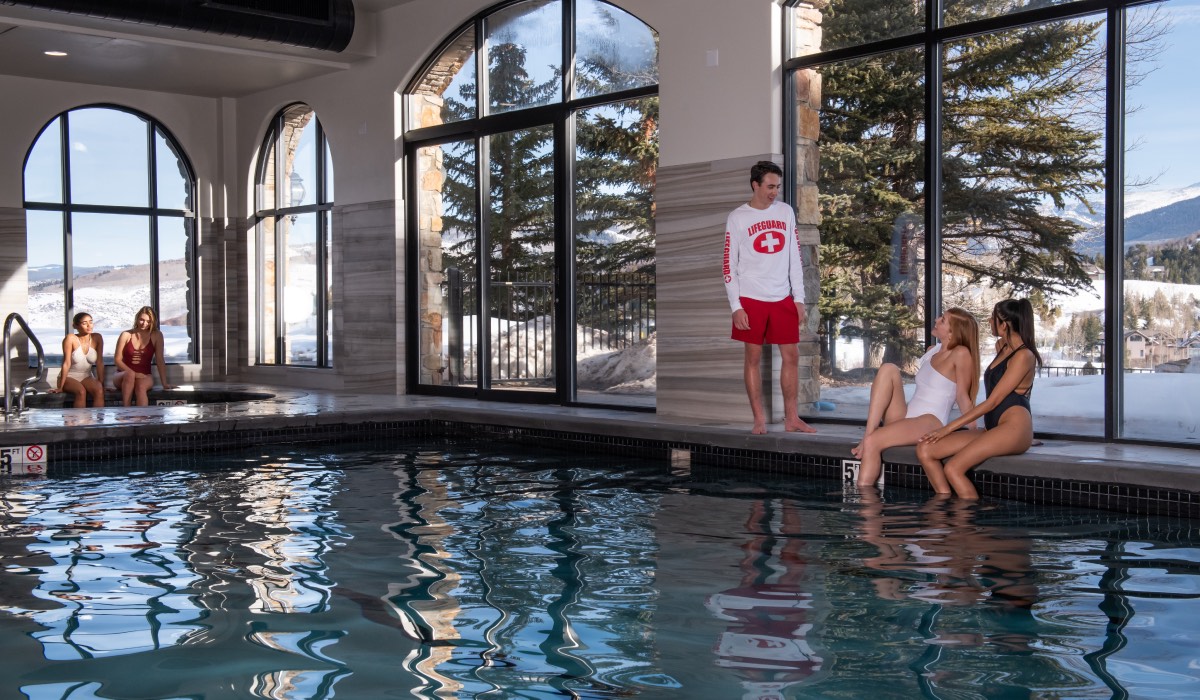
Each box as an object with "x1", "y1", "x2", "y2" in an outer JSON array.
[
  {"x1": 405, "y1": 0, "x2": 658, "y2": 407},
  {"x1": 23, "y1": 105, "x2": 196, "y2": 363},
  {"x1": 254, "y1": 104, "x2": 335, "y2": 367}
]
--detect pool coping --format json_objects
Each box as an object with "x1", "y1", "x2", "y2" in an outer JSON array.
[{"x1": 2, "y1": 388, "x2": 1197, "y2": 518}]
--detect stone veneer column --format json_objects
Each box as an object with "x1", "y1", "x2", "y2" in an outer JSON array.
[
  {"x1": 656, "y1": 156, "x2": 821, "y2": 425},
  {"x1": 0, "y1": 208, "x2": 31, "y2": 377},
  {"x1": 332, "y1": 200, "x2": 402, "y2": 393},
  {"x1": 414, "y1": 139, "x2": 446, "y2": 385},
  {"x1": 787, "y1": 57, "x2": 823, "y2": 410}
]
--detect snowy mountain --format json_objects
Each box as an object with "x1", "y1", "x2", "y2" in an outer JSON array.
[{"x1": 1048, "y1": 182, "x2": 1200, "y2": 254}]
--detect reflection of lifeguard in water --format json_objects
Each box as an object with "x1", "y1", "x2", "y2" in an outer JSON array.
[{"x1": 705, "y1": 499, "x2": 823, "y2": 700}]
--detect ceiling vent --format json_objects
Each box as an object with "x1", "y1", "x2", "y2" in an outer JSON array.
[{"x1": 1, "y1": 0, "x2": 355, "y2": 52}]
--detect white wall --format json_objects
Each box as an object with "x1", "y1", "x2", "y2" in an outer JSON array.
[
  {"x1": 618, "y1": 0, "x2": 783, "y2": 168},
  {"x1": 230, "y1": 0, "x2": 496, "y2": 214},
  {"x1": 0, "y1": 0, "x2": 787, "y2": 218}
]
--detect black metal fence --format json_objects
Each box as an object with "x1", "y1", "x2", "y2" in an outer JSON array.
[
  {"x1": 576, "y1": 273, "x2": 656, "y2": 353},
  {"x1": 444, "y1": 269, "x2": 655, "y2": 385},
  {"x1": 1036, "y1": 365, "x2": 1154, "y2": 377}
]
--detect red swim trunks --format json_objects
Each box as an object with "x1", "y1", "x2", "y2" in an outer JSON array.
[{"x1": 732, "y1": 296, "x2": 800, "y2": 345}]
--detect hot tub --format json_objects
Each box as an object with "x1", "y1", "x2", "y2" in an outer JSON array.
[{"x1": 25, "y1": 388, "x2": 275, "y2": 409}]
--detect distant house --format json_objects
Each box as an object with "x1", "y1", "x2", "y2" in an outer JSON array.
[
  {"x1": 1124, "y1": 330, "x2": 1151, "y2": 367},
  {"x1": 1082, "y1": 263, "x2": 1105, "y2": 281},
  {"x1": 1183, "y1": 333, "x2": 1200, "y2": 360},
  {"x1": 1126, "y1": 330, "x2": 1189, "y2": 368}
]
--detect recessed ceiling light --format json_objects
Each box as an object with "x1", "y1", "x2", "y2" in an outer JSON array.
[{"x1": 44, "y1": 51, "x2": 68, "y2": 57}]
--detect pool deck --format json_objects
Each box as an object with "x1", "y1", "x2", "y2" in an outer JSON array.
[{"x1": 2, "y1": 383, "x2": 1197, "y2": 497}]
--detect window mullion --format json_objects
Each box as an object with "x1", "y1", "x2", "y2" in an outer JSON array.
[
  {"x1": 316, "y1": 126, "x2": 328, "y2": 368},
  {"x1": 274, "y1": 118, "x2": 287, "y2": 364},
  {"x1": 148, "y1": 124, "x2": 161, "y2": 315}
]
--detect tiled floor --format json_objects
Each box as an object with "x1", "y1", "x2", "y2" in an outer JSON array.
[{"x1": 2, "y1": 383, "x2": 1197, "y2": 511}]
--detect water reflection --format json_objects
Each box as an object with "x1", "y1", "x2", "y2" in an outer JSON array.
[
  {"x1": 847, "y1": 487, "x2": 1200, "y2": 699},
  {"x1": 1, "y1": 446, "x2": 1200, "y2": 698},
  {"x1": 705, "y1": 499, "x2": 824, "y2": 700},
  {"x1": 1, "y1": 463, "x2": 352, "y2": 698},
  {"x1": 385, "y1": 452, "x2": 665, "y2": 697}
]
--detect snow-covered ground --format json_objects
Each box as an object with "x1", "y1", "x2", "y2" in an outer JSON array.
[
  {"x1": 25, "y1": 282, "x2": 193, "y2": 361},
  {"x1": 820, "y1": 370, "x2": 1200, "y2": 440},
  {"x1": 828, "y1": 278, "x2": 1200, "y2": 439},
  {"x1": 441, "y1": 315, "x2": 655, "y2": 394}
]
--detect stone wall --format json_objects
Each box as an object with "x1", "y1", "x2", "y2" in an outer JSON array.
[
  {"x1": 790, "y1": 9, "x2": 824, "y2": 406},
  {"x1": 414, "y1": 142, "x2": 447, "y2": 385}
]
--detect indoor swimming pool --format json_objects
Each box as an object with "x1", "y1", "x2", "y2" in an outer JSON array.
[{"x1": 1, "y1": 438, "x2": 1198, "y2": 699}]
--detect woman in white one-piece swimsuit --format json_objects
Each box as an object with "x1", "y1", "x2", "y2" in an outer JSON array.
[
  {"x1": 850, "y1": 308, "x2": 981, "y2": 486},
  {"x1": 51, "y1": 312, "x2": 106, "y2": 408}
]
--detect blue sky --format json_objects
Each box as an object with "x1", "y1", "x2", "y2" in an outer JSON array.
[{"x1": 1124, "y1": 0, "x2": 1200, "y2": 190}]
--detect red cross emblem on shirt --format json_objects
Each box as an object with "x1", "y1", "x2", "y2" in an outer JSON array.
[{"x1": 753, "y1": 231, "x2": 784, "y2": 254}]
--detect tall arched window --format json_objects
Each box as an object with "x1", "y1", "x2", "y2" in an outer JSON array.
[
  {"x1": 23, "y1": 105, "x2": 196, "y2": 363},
  {"x1": 405, "y1": 0, "x2": 658, "y2": 408},
  {"x1": 254, "y1": 104, "x2": 335, "y2": 367}
]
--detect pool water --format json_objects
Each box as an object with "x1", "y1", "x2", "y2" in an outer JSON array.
[{"x1": 1, "y1": 439, "x2": 1198, "y2": 699}]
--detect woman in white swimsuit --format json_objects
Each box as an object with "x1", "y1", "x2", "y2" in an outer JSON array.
[
  {"x1": 49, "y1": 312, "x2": 106, "y2": 408},
  {"x1": 850, "y1": 308, "x2": 980, "y2": 486}
]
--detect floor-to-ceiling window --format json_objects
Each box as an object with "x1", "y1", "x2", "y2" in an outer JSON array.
[
  {"x1": 1120, "y1": 0, "x2": 1200, "y2": 443},
  {"x1": 254, "y1": 104, "x2": 334, "y2": 368},
  {"x1": 405, "y1": 0, "x2": 658, "y2": 407},
  {"x1": 23, "y1": 105, "x2": 196, "y2": 364},
  {"x1": 788, "y1": 0, "x2": 1198, "y2": 445}
]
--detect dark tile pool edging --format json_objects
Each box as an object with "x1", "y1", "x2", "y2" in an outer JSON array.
[{"x1": 7, "y1": 418, "x2": 1199, "y2": 519}]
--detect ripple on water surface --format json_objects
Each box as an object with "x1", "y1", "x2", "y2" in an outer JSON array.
[{"x1": 2, "y1": 439, "x2": 1199, "y2": 698}]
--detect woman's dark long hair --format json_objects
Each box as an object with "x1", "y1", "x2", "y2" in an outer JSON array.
[{"x1": 993, "y1": 299, "x2": 1043, "y2": 367}]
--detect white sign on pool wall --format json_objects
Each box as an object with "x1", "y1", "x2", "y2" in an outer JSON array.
[
  {"x1": 155, "y1": 399, "x2": 188, "y2": 406},
  {"x1": 0, "y1": 444, "x2": 48, "y2": 476}
]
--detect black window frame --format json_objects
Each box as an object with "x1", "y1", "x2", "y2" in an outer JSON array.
[
  {"x1": 253, "y1": 103, "x2": 334, "y2": 368},
  {"x1": 22, "y1": 103, "x2": 198, "y2": 365},
  {"x1": 783, "y1": 0, "x2": 1177, "y2": 445},
  {"x1": 403, "y1": 0, "x2": 659, "y2": 407}
]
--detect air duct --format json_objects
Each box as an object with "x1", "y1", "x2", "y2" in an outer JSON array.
[{"x1": 1, "y1": 0, "x2": 355, "y2": 52}]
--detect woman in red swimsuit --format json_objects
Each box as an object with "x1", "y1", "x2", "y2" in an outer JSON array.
[{"x1": 112, "y1": 306, "x2": 174, "y2": 406}]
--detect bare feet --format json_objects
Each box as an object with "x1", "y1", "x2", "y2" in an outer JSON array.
[
  {"x1": 784, "y1": 418, "x2": 817, "y2": 433},
  {"x1": 850, "y1": 441, "x2": 864, "y2": 459},
  {"x1": 751, "y1": 421, "x2": 768, "y2": 435}
]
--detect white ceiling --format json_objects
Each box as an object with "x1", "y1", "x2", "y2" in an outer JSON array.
[{"x1": 0, "y1": 1, "x2": 420, "y2": 97}]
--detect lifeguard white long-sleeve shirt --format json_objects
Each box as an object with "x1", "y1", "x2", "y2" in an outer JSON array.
[{"x1": 723, "y1": 200, "x2": 805, "y2": 312}]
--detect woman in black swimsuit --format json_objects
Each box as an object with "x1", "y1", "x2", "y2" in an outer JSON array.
[{"x1": 916, "y1": 299, "x2": 1042, "y2": 498}]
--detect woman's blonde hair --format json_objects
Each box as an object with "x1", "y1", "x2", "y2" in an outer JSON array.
[
  {"x1": 943, "y1": 307, "x2": 981, "y2": 402},
  {"x1": 130, "y1": 306, "x2": 158, "y2": 332}
]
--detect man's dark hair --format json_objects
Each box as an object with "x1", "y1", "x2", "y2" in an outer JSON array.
[{"x1": 750, "y1": 160, "x2": 783, "y2": 187}]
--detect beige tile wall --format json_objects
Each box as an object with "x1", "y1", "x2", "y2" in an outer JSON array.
[
  {"x1": 656, "y1": 157, "x2": 820, "y2": 425},
  {"x1": 0, "y1": 208, "x2": 31, "y2": 374}
]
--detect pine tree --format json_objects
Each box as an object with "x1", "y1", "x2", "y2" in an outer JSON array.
[
  {"x1": 439, "y1": 40, "x2": 559, "y2": 317},
  {"x1": 574, "y1": 97, "x2": 658, "y2": 275},
  {"x1": 817, "y1": 0, "x2": 1108, "y2": 368},
  {"x1": 573, "y1": 2, "x2": 657, "y2": 276}
]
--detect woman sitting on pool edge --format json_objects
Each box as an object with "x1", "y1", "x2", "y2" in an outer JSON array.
[
  {"x1": 112, "y1": 306, "x2": 175, "y2": 406},
  {"x1": 851, "y1": 307, "x2": 980, "y2": 486},
  {"x1": 917, "y1": 299, "x2": 1041, "y2": 499},
  {"x1": 49, "y1": 311, "x2": 106, "y2": 407}
]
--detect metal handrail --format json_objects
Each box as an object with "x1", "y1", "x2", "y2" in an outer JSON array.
[{"x1": 3, "y1": 312, "x2": 47, "y2": 417}]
